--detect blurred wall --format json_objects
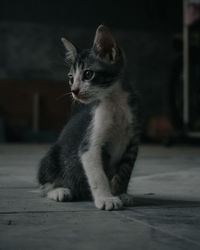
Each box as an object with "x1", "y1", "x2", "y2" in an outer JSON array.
[{"x1": 0, "y1": 0, "x2": 182, "y2": 141}]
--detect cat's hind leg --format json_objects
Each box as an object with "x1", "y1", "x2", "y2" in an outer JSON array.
[
  {"x1": 47, "y1": 187, "x2": 72, "y2": 202},
  {"x1": 38, "y1": 144, "x2": 62, "y2": 185},
  {"x1": 38, "y1": 145, "x2": 72, "y2": 202},
  {"x1": 42, "y1": 183, "x2": 72, "y2": 202}
]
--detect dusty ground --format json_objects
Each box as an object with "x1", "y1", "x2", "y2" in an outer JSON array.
[{"x1": 0, "y1": 144, "x2": 200, "y2": 250}]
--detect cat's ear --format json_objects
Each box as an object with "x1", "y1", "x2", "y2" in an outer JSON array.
[
  {"x1": 61, "y1": 37, "x2": 77, "y2": 62},
  {"x1": 92, "y1": 25, "x2": 119, "y2": 64}
]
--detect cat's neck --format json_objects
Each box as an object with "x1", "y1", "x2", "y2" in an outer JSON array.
[
  {"x1": 101, "y1": 80, "x2": 128, "y2": 103},
  {"x1": 93, "y1": 80, "x2": 130, "y2": 120},
  {"x1": 98, "y1": 80, "x2": 119, "y2": 99}
]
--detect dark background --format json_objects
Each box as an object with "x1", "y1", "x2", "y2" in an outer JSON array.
[
  {"x1": 1, "y1": 0, "x2": 197, "y2": 143},
  {"x1": 0, "y1": 1, "x2": 182, "y2": 30}
]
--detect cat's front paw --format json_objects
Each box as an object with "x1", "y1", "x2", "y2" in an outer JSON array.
[
  {"x1": 47, "y1": 188, "x2": 72, "y2": 202},
  {"x1": 95, "y1": 196, "x2": 123, "y2": 211}
]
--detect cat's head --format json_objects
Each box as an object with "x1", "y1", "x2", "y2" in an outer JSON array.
[{"x1": 61, "y1": 25, "x2": 125, "y2": 104}]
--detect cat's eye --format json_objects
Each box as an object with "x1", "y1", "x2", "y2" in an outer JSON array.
[
  {"x1": 83, "y1": 70, "x2": 94, "y2": 81},
  {"x1": 68, "y1": 73, "x2": 73, "y2": 85}
]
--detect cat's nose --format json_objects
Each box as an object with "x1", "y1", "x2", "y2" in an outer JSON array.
[{"x1": 71, "y1": 88, "x2": 80, "y2": 96}]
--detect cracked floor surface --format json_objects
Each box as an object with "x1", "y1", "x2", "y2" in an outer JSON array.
[{"x1": 0, "y1": 144, "x2": 200, "y2": 250}]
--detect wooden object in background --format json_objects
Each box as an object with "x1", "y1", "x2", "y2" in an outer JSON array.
[{"x1": 0, "y1": 79, "x2": 71, "y2": 141}]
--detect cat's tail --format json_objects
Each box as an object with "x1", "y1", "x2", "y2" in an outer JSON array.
[
  {"x1": 119, "y1": 193, "x2": 135, "y2": 206},
  {"x1": 120, "y1": 193, "x2": 164, "y2": 206}
]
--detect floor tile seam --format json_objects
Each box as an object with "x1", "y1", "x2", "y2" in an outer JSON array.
[
  {"x1": 114, "y1": 211, "x2": 200, "y2": 247},
  {"x1": 0, "y1": 209, "x2": 98, "y2": 214}
]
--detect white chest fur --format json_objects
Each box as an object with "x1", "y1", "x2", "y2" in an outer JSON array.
[
  {"x1": 80, "y1": 86, "x2": 133, "y2": 207},
  {"x1": 91, "y1": 87, "x2": 133, "y2": 165}
]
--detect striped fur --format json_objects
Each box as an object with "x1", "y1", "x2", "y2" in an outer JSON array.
[{"x1": 37, "y1": 25, "x2": 140, "y2": 210}]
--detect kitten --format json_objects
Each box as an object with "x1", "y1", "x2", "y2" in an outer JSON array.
[{"x1": 37, "y1": 25, "x2": 140, "y2": 211}]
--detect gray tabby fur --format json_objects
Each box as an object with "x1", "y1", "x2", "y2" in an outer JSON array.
[{"x1": 37, "y1": 25, "x2": 140, "y2": 211}]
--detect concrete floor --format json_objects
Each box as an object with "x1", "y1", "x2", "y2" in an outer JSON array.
[{"x1": 0, "y1": 144, "x2": 200, "y2": 250}]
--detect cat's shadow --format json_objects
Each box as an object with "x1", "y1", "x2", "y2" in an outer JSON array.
[{"x1": 130, "y1": 196, "x2": 200, "y2": 207}]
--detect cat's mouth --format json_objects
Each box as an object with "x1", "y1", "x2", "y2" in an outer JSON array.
[{"x1": 72, "y1": 93, "x2": 94, "y2": 103}]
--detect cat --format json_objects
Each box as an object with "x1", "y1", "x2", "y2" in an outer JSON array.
[{"x1": 37, "y1": 25, "x2": 140, "y2": 211}]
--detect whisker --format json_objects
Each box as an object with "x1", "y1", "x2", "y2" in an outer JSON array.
[{"x1": 56, "y1": 92, "x2": 72, "y2": 101}]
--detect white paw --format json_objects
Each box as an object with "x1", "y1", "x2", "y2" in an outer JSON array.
[
  {"x1": 47, "y1": 188, "x2": 72, "y2": 202},
  {"x1": 95, "y1": 196, "x2": 123, "y2": 211}
]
